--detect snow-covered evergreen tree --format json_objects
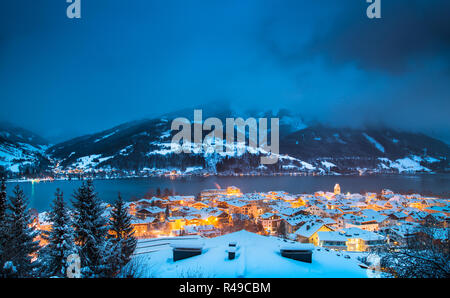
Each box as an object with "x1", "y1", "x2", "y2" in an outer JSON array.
[
  {"x1": 3, "y1": 185, "x2": 39, "y2": 277},
  {"x1": 165, "y1": 205, "x2": 171, "y2": 219},
  {"x1": 0, "y1": 178, "x2": 9, "y2": 276},
  {"x1": 109, "y1": 193, "x2": 137, "y2": 276},
  {"x1": 0, "y1": 178, "x2": 6, "y2": 226},
  {"x1": 39, "y1": 189, "x2": 77, "y2": 278},
  {"x1": 72, "y1": 180, "x2": 110, "y2": 278}
]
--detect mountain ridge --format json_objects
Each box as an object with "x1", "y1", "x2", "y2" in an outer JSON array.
[{"x1": 1, "y1": 112, "x2": 449, "y2": 178}]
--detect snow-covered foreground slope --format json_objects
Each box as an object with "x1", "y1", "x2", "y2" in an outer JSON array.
[{"x1": 133, "y1": 230, "x2": 368, "y2": 278}]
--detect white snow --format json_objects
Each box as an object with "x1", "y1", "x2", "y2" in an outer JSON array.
[
  {"x1": 159, "y1": 130, "x2": 172, "y2": 139},
  {"x1": 147, "y1": 142, "x2": 175, "y2": 156},
  {"x1": 0, "y1": 142, "x2": 44, "y2": 172},
  {"x1": 411, "y1": 155, "x2": 423, "y2": 163},
  {"x1": 94, "y1": 130, "x2": 118, "y2": 143},
  {"x1": 300, "y1": 161, "x2": 315, "y2": 170},
  {"x1": 393, "y1": 157, "x2": 431, "y2": 173},
  {"x1": 71, "y1": 154, "x2": 114, "y2": 169},
  {"x1": 17, "y1": 142, "x2": 47, "y2": 153},
  {"x1": 282, "y1": 165, "x2": 299, "y2": 170},
  {"x1": 184, "y1": 166, "x2": 203, "y2": 173},
  {"x1": 379, "y1": 156, "x2": 431, "y2": 173},
  {"x1": 147, "y1": 139, "x2": 316, "y2": 172},
  {"x1": 424, "y1": 156, "x2": 440, "y2": 163},
  {"x1": 362, "y1": 133, "x2": 385, "y2": 153},
  {"x1": 321, "y1": 161, "x2": 336, "y2": 169},
  {"x1": 133, "y1": 230, "x2": 368, "y2": 278},
  {"x1": 119, "y1": 145, "x2": 133, "y2": 156}
]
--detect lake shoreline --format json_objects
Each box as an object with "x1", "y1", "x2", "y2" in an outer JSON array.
[
  {"x1": 5, "y1": 171, "x2": 447, "y2": 184},
  {"x1": 4, "y1": 174, "x2": 449, "y2": 212}
]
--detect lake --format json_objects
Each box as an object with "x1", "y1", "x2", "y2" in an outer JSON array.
[{"x1": 5, "y1": 174, "x2": 450, "y2": 211}]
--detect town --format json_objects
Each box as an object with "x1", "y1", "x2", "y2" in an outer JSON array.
[{"x1": 33, "y1": 184, "x2": 450, "y2": 253}]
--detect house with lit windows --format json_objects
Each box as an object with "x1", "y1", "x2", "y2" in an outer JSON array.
[
  {"x1": 317, "y1": 227, "x2": 386, "y2": 251},
  {"x1": 259, "y1": 212, "x2": 282, "y2": 234},
  {"x1": 294, "y1": 220, "x2": 334, "y2": 245}
]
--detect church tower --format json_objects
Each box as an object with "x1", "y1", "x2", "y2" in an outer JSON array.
[{"x1": 334, "y1": 183, "x2": 341, "y2": 195}]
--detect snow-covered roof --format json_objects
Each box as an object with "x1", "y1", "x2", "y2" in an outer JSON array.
[
  {"x1": 294, "y1": 220, "x2": 330, "y2": 238},
  {"x1": 168, "y1": 195, "x2": 195, "y2": 202},
  {"x1": 280, "y1": 243, "x2": 315, "y2": 251},
  {"x1": 136, "y1": 198, "x2": 161, "y2": 204},
  {"x1": 317, "y1": 231, "x2": 348, "y2": 242},
  {"x1": 260, "y1": 212, "x2": 279, "y2": 220},
  {"x1": 226, "y1": 200, "x2": 250, "y2": 208},
  {"x1": 183, "y1": 225, "x2": 216, "y2": 234},
  {"x1": 359, "y1": 209, "x2": 388, "y2": 223},
  {"x1": 407, "y1": 211, "x2": 428, "y2": 221},
  {"x1": 137, "y1": 206, "x2": 164, "y2": 214},
  {"x1": 131, "y1": 217, "x2": 157, "y2": 224},
  {"x1": 388, "y1": 223, "x2": 419, "y2": 237},
  {"x1": 170, "y1": 241, "x2": 204, "y2": 249},
  {"x1": 133, "y1": 230, "x2": 368, "y2": 277},
  {"x1": 326, "y1": 209, "x2": 343, "y2": 216},
  {"x1": 271, "y1": 206, "x2": 304, "y2": 216},
  {"x1": 391, "y1": 212, "x2": 408, "y2": 219},
  {"x1": 339, "y1": 228, "x2": 385, "y2": 241}
]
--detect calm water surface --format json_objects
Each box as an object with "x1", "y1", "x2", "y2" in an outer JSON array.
[{"x1": 6, "y1": 175, "x2": 450, "y2": 211}]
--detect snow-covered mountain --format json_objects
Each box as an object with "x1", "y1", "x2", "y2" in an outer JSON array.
[
  {"x1": 1, "y1": 107, "x2": 448, "y2": 177},
  {"x1": 282, "y1": 125, "x2": 449, "y2": 174},
  {"x1": 44, "y1": 109, "x2": 449, "y2": 176},
  {"x1": 0, "y1": 122, "x2": 50, "y2": 175}
]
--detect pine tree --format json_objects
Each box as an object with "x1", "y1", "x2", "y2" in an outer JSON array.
[
  {"x1": 109, "y1": 193, "x2": 137, "y2": 276},
  {"x1": 0, "y1": 178, "x2": 9, "y2": 275},
  {"x1": 165, "y1": 205, "x2": 171, "y2": 220},
  {"x1": 72, "y1": 180, "x2": 109, "y2": 278},
  {"x1": 0, "y1": 178, "x2": 6, "y2": 227},
  {"x1": 39, "y1": 189, "x2": 77, "y2": 277},
  {"x1": 277, "y1": 220, "x2": 287, "y2": 239},
  {"x1": 4, "y1": 185, "x2": 39, "y2": 277}
]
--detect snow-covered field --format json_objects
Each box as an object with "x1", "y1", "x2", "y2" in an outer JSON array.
[
  {"x1": 0, "y1": 142, "x2": 46, "y2": 173},
  {"x1": 132, "y1": 231, "x2": 369, "y2": 278},
  {"x1": 378, "y1": 156, "x2": 432, "y2": 173}
]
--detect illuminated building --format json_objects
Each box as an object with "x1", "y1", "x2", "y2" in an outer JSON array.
[
  {"x1": 317, "y1": 228, "x2": 386, "y2": 252},
  {"x1": 334, "y1": 184, "x2": 341, "y2": 195}
]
